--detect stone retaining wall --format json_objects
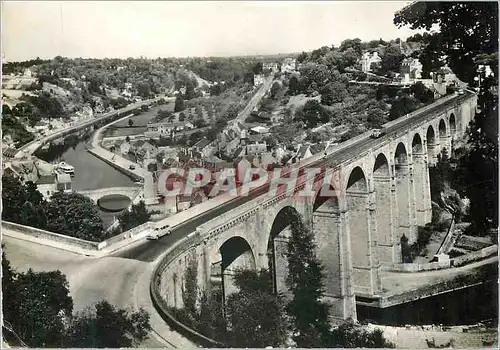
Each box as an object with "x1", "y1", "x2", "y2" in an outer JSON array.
[
  {"x1": 453, "y1": 245, "x2": 498, "y2": 267},
  {"x1": 2, "y1": 221, "x2": 100, "y2": 250},
  {"x1": 150, "y1": 231, "x2": 223, "y2": 348},
  {"x1": 382, "y1": 245, "x2": 497, "y2": 272},
  {"x1": 86, "y1": 147, "x2": 142, "y2": 181},
  {"x1": 3, "y1": 220, "x2": 153, "y2": 253},
  {"x1": 97, "y1": 222, "x2": 153, "y2": 249}
]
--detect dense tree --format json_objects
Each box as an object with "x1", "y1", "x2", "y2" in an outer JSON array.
[
  {"x1": 225, "y1": 269, "x2": 288, "y2": 348},
  {"x1": 137, "y1": 82, "x2": 151, "y2": 98},
  {"x1": 297, "y1": 51, "x2": 308, "y2": 63},
  {"x1": 394, "y1": 2, "x2": 498, "y2": 83},
  {"x1": 252, "y1": 62, "x2": 263, "y2": 75},
  {"x1": 5, "y1": 269, "x2": 73, "y2": 347},
  {"x1": 64, "y1": 301, "x2": 150, "y2": 348},
  {"x1": 429, "y1": 149, "x2": 452, "y2": 201},
  {"x1": 452, "y1": 116, "x2": 498, "y2": 235},
  {"x1": 296, "y1": 99, "x2": 329, "y2": 128},
  {"x1": 288, "y1": 75, "x2": 301, "y2": 95},
  {"x1": 20, "y1": 92, "x2": 65, "y2": 120},
  {"x1": 377, "y1": 44, "x2": 405, "y2": 76},
  {"x1": 174, "y1": 95, "x2": 185, "y2": 112},
  {"x1": 286, "y1": 211, "x2": 331, "y2": 347},
  {"x1": 116, "y1": 200, "x2": 151, "y2": 232},
  {"x1": 389, "y1": 95, "x2": 420, "y2": 120},
  {"x1": 45, "y1": 192, "x2": 104, "y2": 241},
  {"x1": 2, "y1": 244, "x2": 16, "y2": 330},
  {"x1": 2, "y1": 174, "x2": 29, "y2": 223},
  {"x1": 324, "y1": 49, "x2": 358, "y2": 72},
  {"x1": 339, "y1": 38, "x2": 363, "y2": 57},
  {"x1": 410, "y1": 81, "x2": 434, "y2": 103},
  {"x1": 366, "y1": 107, "x2": 386, "y2": 129},
  {"x1": 270, "y1": 81, "x2": 281, "y2": 99},
  {"x1": 299, "y1": 63, "x2": 330, "y2": 94},
  {"x1": 321, "y1": 82, "x2": 348, "y2": 105},
  {"x1": 184, "y1": 80, "x2": 197, "y2": 100}
]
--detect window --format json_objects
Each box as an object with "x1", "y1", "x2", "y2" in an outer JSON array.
[{"x1": 47, "y1": 191, "x2": 50, "y2": 195}]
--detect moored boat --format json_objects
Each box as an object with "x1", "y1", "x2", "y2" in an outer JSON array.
[{"x1": 57, "y1": 161, "x2": 75, "y2": 175}]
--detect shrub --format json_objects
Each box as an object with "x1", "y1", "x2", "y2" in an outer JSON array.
[{"x1": 330, "y1": 319, "x2": 395, "y2": 348}]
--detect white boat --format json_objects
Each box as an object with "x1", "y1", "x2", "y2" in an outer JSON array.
[{"x1": 57, "y1": 161, "x2": 75, "y2": 175}]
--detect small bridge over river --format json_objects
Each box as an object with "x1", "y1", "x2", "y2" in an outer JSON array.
[{"x1": 77, "y1": 186, "x2": 144, "y2": 204}]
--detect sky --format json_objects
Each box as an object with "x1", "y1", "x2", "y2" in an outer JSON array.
[{"x1": 2, "y1": 1, "x2": 418, "y2": 61}]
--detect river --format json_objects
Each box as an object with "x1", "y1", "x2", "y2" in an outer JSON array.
[{"x1": 34, "y1": 103, "x2": 174, "y2": 190}]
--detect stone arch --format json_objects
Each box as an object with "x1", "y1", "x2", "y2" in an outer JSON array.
[
  {"x1": 346, "y1": 166, "x2": 368, "y2": 193},
  {"x1": 219, "y1": 236, "x2": 256, "y2": 299},
  {"x1": 412, "y1": 133, "x2": 430, "y2": 225},
  {"x1": 426, "y1": 125, "x2": 437, "y2": 162},
  {"x1": 449, "y1": 113, "x2": 457, "y2": 137},
  {"x1": 412, "y1": 133, "x2": 424, "y2": 155},
  {"x1": 394, "y1": 142, "x2": 414, "y2": 250},
  {"x1": 439, "y1": 118, "x2": 447, "y2": 138},
  {"x1": 345, "y1": 166, "x2": 372, "y2": 293},
  {"x1": 372, "y1": 153, "x2": 394, "y2": 264},
  {"x1": 439, "y1": 118, "x2": 450, "y2": 154},
  {"x1": 267, "y1": 205, "x2": 300, "y2": 293}
]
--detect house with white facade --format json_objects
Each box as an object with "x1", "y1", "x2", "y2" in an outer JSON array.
[
  {"x1": 287, "y1": 144, "x2": 313, "y2": 164},
  {"x1": 400, "y1": 58, "x2": 423, "y2": 82},
  {"x1": 361, "y1": 51, "x2": 382, "y2": 72},
  {"x1": 120, "y1": 141, "x2": 131, "y2": 155},
  {"x1": 146, "y1": 121, "x2": 194, "y2": 137},
  {"x1": 281, "y1": 58, "x2": 297, "y2": 73},
  {"x1": 263, "y1": 62, "x2": 279, "y2": 73},
  {"x1": 254, "y1": 74, "x2": 265, "y2": 87}
]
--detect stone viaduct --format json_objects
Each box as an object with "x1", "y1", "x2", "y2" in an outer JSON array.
[{"x1": 158, "y1": 92, "x2": 477, "y2": 321}]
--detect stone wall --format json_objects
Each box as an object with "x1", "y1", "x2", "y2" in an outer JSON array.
[
  {"x1": 150, "y1": 231, "x2": 223, "y2": 348},
  {"x1": 453, "y1": 245, "x2": 498, "y2": 267},
  {"x1": 3, "y1": 220, "x2": 154, "y2": 253},
  {"x1": 98, "y1": 222, "x2": 153, "y2": 249},
  {"x1": 2, "y1": 221, "x2": 100, "y2": 250},
  {"x1": 382, "y1": 245, "x2": 497, "y2": 272},
  {"x1": 369, "y1": 323, "x2": 497, "y2": 349}
]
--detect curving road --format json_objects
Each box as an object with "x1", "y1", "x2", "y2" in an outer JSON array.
[{"x1": 114, "y1": 92, "x2": 474, "y2": 262}]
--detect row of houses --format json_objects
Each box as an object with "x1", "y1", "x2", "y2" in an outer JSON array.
[
  {"x1": 3, "y1": 156, "x2": 72, "y2": 200},
  {"x1": 150, "y1": 138, "x2": 330, "y2": 214},
  {"x1": 145, "y1": 121, "x2": 195, "y2": 138}
]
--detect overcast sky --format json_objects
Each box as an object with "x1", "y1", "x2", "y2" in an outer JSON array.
[{"x1": 2, "y1": 1, "x2": 417, "y2": 61}]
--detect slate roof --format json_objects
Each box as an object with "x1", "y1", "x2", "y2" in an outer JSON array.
[
  {"x1": 36, "y1": 174, "x2": 56, "y2": 185},
  {"x1": 2, "y1": 147, "x2": 17, "y2": 158},
  {"x1": 135, "y1": 140, "x2": 146, "y2": 148},
  {"x1": 193, "y1": 137, "x2": 211, "y2": 149},
  {"x1": 248, "y1": 134, "x2": 264, "y2": 143}
]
